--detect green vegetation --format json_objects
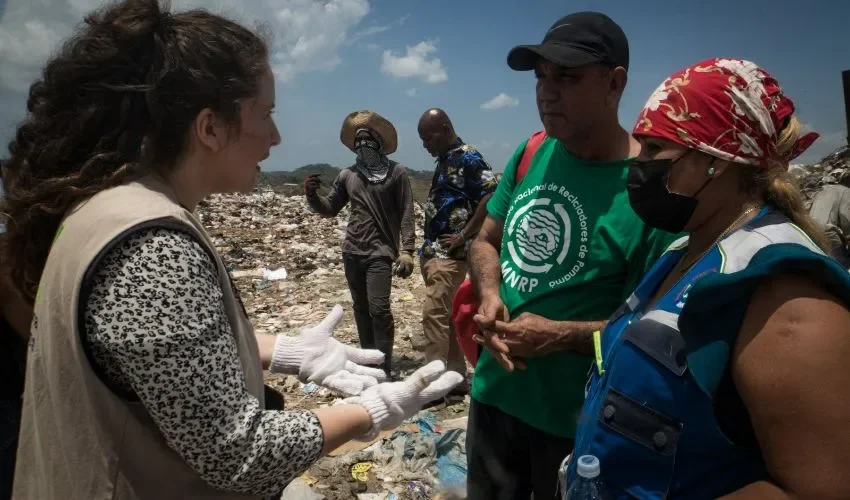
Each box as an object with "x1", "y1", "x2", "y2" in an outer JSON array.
[{"x1": 258, "y1": 163, "x2": 435, "y2": 202}]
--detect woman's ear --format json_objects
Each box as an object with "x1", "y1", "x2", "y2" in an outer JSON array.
[
  {"x1": 709, "y1": 157, "x2": 733, "y2": 178},
  {"x1": 191, "y1": 108, "x2": 229, "y2": 154}
]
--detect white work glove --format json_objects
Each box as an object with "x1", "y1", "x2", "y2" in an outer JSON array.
[
  {"x1": 341, "y1": 360, "x2": 464, "y2": 440},
  {"x1": 270, "y1": 305, "x2": 387, "y2": 396}
]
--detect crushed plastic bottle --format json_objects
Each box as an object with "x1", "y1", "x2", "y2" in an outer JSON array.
[{"x1": 563, "y1": 455, "x2": 612, "y2": 500}]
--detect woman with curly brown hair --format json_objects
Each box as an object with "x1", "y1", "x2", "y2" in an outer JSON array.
[{"x1": 2, "y1": 1, "x2": 461, "y2": 499}]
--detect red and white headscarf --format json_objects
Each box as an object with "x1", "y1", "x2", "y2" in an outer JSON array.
[{"x1": 633, "y1": 58, "x2": 819, "y2": 167}]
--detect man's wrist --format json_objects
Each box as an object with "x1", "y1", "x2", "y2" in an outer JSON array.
[
  {"x1": 477, "y1": 288, "x2": 502, "y2": 304},
  {"x1": 552, "y1": 320, "x2": 606, "y2": 355}
]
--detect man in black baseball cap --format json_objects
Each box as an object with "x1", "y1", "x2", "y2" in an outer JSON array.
[{"x1": 465, "y1": 12, "x2": 680, "y2": 499}]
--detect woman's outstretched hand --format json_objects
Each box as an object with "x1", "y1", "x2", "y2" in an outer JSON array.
[
  {"x1": 270, "y1": 305, "x2": 388, "y2": 396},
  {"x1": 341, "y1": 360, "x2": 464, "y2": 440}
]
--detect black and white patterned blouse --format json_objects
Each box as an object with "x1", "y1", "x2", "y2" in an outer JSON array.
[{"x1": 84, "y1": 227, "x2": 324, "y2": 495}]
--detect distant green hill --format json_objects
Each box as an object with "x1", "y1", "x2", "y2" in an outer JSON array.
[{"x1": 258, "y1": 163, "x2": 435, "y2": 202}]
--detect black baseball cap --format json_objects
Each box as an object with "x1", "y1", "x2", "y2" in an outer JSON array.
[{"x1": 507, "y1": 12, "x2": 629, "y2": 71}]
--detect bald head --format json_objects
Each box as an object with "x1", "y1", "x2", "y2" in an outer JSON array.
[
  {"x1": 418, "y1": 108, "x2": 458, "y2": 158},
  {"x1": 418, "y1": 108, "x2": 452, "y2": 129}
]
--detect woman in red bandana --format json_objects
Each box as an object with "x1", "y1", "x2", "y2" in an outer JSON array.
[{"x1": 564, "y1": 59, "x2": 850, "y2": 499}]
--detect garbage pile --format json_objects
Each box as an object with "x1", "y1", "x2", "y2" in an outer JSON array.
[
  {"x1": 791, "y1": 145, "x2": 850, "y2": 202},
  {"x1": 281, "y1": 412, "x2": 469, "y2": 500},
  {"x1": 197, "y1": 188, "x2": 470, "y2": 499},
  {"x1": 197, "y1": 188, "x2": 428, "y2": 336}
]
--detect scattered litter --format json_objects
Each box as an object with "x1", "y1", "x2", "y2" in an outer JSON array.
[
  {"x1": 262, "y1": 267, "x2": 288, "y2": 281},
  {"x1": 231, "y1": 268, "x2": 263, "y2": 279},
  {"x1": 411, "y1": 411, "x2": 439, "y2": 436},
  {"x1": 436, "y1": 428, "x2": 467, "y2": 492},
  {"x1": 405, "y1": 480, "x2": 431, "y2": 499},
  {"x1": 441, "y1": 417, "x2": 468, "y2": 431},
  {"x1": 300, "y1": 471, "x2": 319, "y2": 486},
  {"x1": 350, "y1": 481, "x2": 368, "y2": 495},
  {"x1": 279, "y1": 478, "x2": 325, "y2": 500},
  {"x1": 356, "y1": 494, "x2": 388, "y2": 500},
  {"x1": 329, "y1": 424, "x2": 419, "y2": 457},
  {"x1": 351, "y1": 462, "x2": 373, "y2": 482}
]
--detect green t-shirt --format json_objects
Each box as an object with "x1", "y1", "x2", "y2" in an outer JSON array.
[{"x1": 471, "y1": 136, "x2": 680, "y2": 438}]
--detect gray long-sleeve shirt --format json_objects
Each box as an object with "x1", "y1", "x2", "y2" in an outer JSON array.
[{"x1": 307, "y1": 162, "x2": 415, "y2": 259}]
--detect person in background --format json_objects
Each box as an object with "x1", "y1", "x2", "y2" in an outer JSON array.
[
  {"x1": 567, "y1": 57, "x2": 850, "y2": 499},
  {"x1": 466, "y1": 13, "x2": 679, "y2": 499},
  {"x1": 416, "y1": 108, "x2": 498, "y2": 393},
  {"x1": 305, "y1": 110, "x2": 416, "y2": 378},
  {"x1": 808, "y1": 178, "x2": 850, "y2": 267},
  {"x1": 2, "y1": 2, "x2": 460, "y2": 499}
]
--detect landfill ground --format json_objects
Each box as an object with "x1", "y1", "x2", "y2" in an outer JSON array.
[
  {"x1": 792, "y1": 145, "x2": 850, "y2": 200},
  {"x1": 198, "y1": 190, "x2": 470, "y2": 500},
  {"x1": 195, "y1": 144, "x2": 849, "y2": 500}
]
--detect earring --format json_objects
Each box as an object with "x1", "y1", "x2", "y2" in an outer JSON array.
[{"x1": 707, "y1": 167, "x2": 716, "y2": 177}]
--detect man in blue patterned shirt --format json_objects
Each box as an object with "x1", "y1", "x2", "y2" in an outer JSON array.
[{"x1": 416, "y1": 108, "x2": 498, "y2": 391}]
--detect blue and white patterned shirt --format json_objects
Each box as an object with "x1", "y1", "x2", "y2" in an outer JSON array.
[{"x1": 421, "y1": 138, "x2": 498, "y2": 260}]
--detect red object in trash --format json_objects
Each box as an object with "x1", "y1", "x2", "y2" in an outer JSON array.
[{"x1": 451, "y1": 130, "x2": 547, "y2": 367}]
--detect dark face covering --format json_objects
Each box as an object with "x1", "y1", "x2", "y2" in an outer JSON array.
[
  {"x1": 627, "y1": 151, "x2": 713, "y2": 233},
  {"x1": 354, "y1": 129, "x2": 390, "y2": 184}
]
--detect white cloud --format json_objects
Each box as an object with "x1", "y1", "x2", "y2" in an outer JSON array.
[
  {"x1": 353, "y1": 24, "x2": 390, "y2": 38},
  {"x1": 266, "y1": 0, "x2": 370, "y2": 82},
  {"x1": 380, "y1": 39, "x2": 447, "y2": 84},
  {"x1": 0, "y1": 0, "x2": 374, "y2": 92},
  {"x1": 500, "y1": 141, "x2": 514, "y2": 149},
  {"x1": 364, "y1": 42, "x2": 380, "y2": 51},
  {"x1": 0, "y1": 0, "x2": 83, "y2": 93},
  {"x1": 481, "y1": 93, "x2": 519, "y2": 110},
  {"x1": 406, "y1": 88, "x2": 417, "y2": 97}
]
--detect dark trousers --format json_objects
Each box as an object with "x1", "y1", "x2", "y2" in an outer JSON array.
[
  {"x1": 467, "y1": 398, "x2": 574, "y2": 500},
  {"x1": 342, "y1": 253, "x2": 394, "y2": 374}
]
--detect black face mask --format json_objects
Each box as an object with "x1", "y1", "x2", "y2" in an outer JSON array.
[{"x1": 627, "y1": 152, "x2": 712, "y2": 233}]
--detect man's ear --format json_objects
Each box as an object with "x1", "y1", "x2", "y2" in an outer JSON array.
[
  {"x1": 191, "y1": 108, "x2": 228, "y2": 154},
  {"x1": 609, "y1": 66, "x2": 628, "y2": 106}
]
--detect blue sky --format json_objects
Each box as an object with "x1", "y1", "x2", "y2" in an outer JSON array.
[{"x1": 1, "y1": 0, "x2": 849, "y2": 174}]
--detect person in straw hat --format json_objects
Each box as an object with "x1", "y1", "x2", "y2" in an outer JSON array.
[{"x1": 306, "y1": 110, "x2": 416, "y2": 377}]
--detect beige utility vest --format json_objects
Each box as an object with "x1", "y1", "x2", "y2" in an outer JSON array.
[{"x1": 13, "y1": 174, "x2": 265, "y2": 499}]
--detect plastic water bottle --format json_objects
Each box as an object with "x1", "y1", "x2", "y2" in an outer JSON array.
[{"x1": 563, "y1": 455, "x2": 612, "y2": 500}]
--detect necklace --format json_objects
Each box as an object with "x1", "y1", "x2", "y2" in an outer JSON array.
[{"x1": 674, "y1": 206, "x2": 759, "y2": 275}]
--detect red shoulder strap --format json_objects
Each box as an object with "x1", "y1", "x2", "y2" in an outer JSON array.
[{"x1": 515, "y1": 130, "x2": 547, "y2": 183}]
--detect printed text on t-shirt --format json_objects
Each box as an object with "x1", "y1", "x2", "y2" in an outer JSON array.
[{"x1": 501, "y1": 183, "x2": 589, "y2": 294}]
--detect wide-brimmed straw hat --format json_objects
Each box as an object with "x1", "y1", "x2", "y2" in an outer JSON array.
[{"x1": 340, "y1": 110, "x2": 398, "y2": 155}]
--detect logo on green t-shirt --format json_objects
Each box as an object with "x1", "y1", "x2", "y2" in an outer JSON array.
[{"x1": 501, "y1": 182, "x2": 589, "y2": 294}]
